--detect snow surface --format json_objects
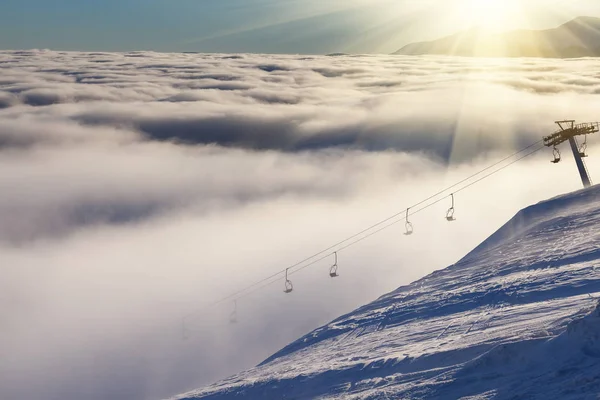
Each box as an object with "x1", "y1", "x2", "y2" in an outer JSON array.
[{"x1": 172, "y1": 186, "x2": 600, "y2": 400}]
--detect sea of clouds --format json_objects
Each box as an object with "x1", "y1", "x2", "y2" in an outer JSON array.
[{"x1": 1, "y1": 50, "x2": 599, "y2": 400}]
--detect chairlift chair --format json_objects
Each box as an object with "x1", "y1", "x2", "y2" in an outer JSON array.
[
  {"x1": 284, "y1": 268, "x2": 293, "y2": 294},
  {"x1": 329, "y1": 252, "x2": 339, "y2": 278},
  {"x1": 446, "y1": 193, "x2": 456, "y2": 222},
  {"x1": 579, "y1": 136, "x2": 588, "y2": 158},
  {"x1": 182, "y1": 320, "x2": 189, "y2": 341},
  {"x1": 229, "y1": 300, "x2": 238, "y2": 324},
  {"x1": 551, "y1": 147, "x2": 561, "y2": 164},
  {"x1": 404, "y1": 208, "x2": 414, "y2": 236}
]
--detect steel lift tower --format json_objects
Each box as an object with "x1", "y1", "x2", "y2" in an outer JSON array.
[{"x1": 544, "y1": 120, "x2": 598, "y2": 188}]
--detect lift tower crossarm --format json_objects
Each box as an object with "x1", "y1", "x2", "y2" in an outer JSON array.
[
  {"x1": 544, "y1": 120, "x2": 598, "y2": 188},
  {"x1": 543, "y1": 120, "x2": 599, "y2": 147}
]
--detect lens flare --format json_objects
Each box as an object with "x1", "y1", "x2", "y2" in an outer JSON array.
[{"x1": 462, "y1": 0, "x2": 527, "y2": 31}]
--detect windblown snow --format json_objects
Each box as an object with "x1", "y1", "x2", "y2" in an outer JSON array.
[{"x1": 173, "y1": 185, "x2": 600, "y2": 400}]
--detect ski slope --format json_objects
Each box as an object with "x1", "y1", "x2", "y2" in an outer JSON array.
[{"x1": 173, "y1": 185, "x2": 600, "y2": 400}]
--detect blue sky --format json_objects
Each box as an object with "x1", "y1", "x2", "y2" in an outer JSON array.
[{"x1": 1, "y1": 0, "x2": 599, "y2": 53}]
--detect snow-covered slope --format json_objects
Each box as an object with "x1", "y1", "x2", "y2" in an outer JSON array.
[{"x1": 173, "y1": 186, "x2": 600, "y2": 400}]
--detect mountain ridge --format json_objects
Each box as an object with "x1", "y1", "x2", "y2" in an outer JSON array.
[{"x1": 394, "y1": 16, "x2": 600, "y2": 58}]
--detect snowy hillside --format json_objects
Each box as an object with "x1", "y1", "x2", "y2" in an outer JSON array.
[{"x1": 173, "y1": 185, "x2": 600, "y2": 400}]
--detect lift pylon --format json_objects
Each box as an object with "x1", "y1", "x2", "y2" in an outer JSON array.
[{"x1": 544, "y1": 120, "x2": 598, "y2": 188}]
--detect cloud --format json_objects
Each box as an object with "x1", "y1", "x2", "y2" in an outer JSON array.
[
  {"x1": 0, "y1": 91, "x2": 18, "y2": 109},
  {"x1": 4, "y1": 51, "x2": 600, "y2": 160},
  {"x1": 1, "y1": 49, "x2": 599, "y2": 400}
]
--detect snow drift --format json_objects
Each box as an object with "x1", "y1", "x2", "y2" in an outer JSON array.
[{"x1": 173, "y1": 184, "x2": 600, "y2": 399}]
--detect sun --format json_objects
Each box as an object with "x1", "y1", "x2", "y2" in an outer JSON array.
[{"x1": 459, "y1": 0, "x2": 527, "y2": 31}]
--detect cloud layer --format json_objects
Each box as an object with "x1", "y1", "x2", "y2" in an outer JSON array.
[
  {"x1": 4, "y1": 51, "x2": 600, "y2": 157},
  {"x1": 1, "y1": 50, "x2": 599, "y2": 400}
]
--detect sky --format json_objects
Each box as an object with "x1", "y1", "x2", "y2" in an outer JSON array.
[
  {"x1": 1, "y1": 0, "x2": 600, "y2": 53},
  {"x1": 2, "y1": 49, "x2": 600, "y2": 400}
]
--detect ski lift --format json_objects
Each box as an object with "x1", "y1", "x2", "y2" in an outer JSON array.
[
  {"x1": 446, "y1": 193, "x2": 456, "y2": 222},
  {"x1": 551, "y1": 147, "x2": 561, "y2": 164},
  {"x1": 229, "y1": 300, "x2": 238, "y2": 324},
  {"x1": 182, "y1": 319, "x2": 189, "y2": 341},
  {"x1": 329, "y1": 252, "x2": 339, "y2": 278},
  {"x1": 404, "y1": 208, "x2": 414, "y2": 236},
  {"x1": 284, "y1": 268, "x2": 293, "y2": 294},
  {"x1": 579, "y1": 135, "x2": 588, "y2": 157}
]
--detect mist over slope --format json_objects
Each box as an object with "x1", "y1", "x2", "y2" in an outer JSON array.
[
  {"x1": 175, "y1": 185, "x2": 600, "y2": 399},
  {"x1": 395, "y1": 16, "x2": 600, "y2": 58},
  {"x1": 2, "y1": 50, "x2": 600, "y2": 400}
]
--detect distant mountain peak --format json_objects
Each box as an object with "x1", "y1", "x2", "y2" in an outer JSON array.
[
  {"x1": 560, "y1": 16, "x2": 600, "y2": 30},
  {"x1": 570, "y1": 15, "x2": 600, "y2": 23},
  {"x1": 394, "y1": 16, "x2": 600, "y2": 58}
]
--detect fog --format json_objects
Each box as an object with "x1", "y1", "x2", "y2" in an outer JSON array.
[{"x1": 1, "y1": 50, "x2": 599, "y2": 400}]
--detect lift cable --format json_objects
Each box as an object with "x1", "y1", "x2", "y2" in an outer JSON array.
[
  {"x1": 233, "y1": 142, "x2": 545, "y2": 301},
  {"x1": 182, "y1": 141, "x2": 544, "y2": 327}
]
